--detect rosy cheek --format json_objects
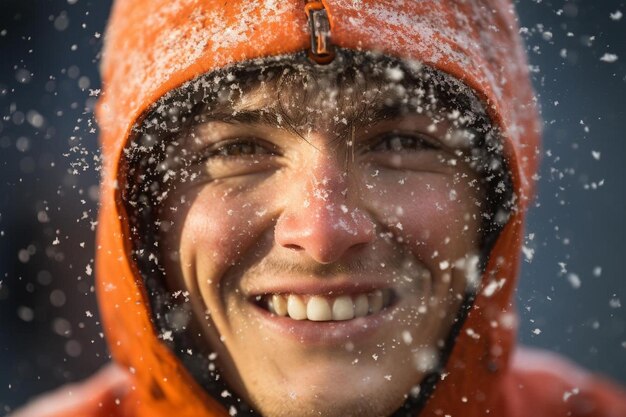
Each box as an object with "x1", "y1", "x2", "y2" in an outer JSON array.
[
  {"x1": 178, "y1": 191, "x2": 242, "y2": 276},
  {"x1": 179, "y1": 183, "x2": 275, "y2": 276},
  {"x1": 362, "y1": 173, "x2": 480, "y2": 261}
]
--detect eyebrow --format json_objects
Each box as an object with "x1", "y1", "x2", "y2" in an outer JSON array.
[
  {"x1": 199, "y1": 101, "x2": 410, "y2": 140},
  {"x1": 202, "y1": 109, "x2": 282, "y2": 126}
]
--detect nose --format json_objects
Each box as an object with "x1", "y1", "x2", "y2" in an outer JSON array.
[{"x1": 275, "y1": 157, "x2": 375, "y2": 264}]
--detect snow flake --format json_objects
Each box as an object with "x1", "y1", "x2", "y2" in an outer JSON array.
[
  {"x1": 522, "y1": 245, "x2": 535, "y2": 262},
  {"x1": 567, "y1": 273, "x2": 581, "y2": 289},
  {"x1": 600, "y1": 53, "x2": 618, "y2": 63},
  {"x1": 609, "y1": 10, "x2": 623, "y2": 21},
  {"x1": 17, "y1": 306, "x2": 34, "y2": 322},
  {"x1": 563, "y1": 387, "x2": 579, "y2": 402},
  {"x1": 482, "y1": 278, "x2": 506, "y2": 297},
  {"x1": 414, "y1": 348, "x2": 438, "y2": 373},
  {"x1": 385, "y1": 66, "x2": 404, "y2": 82},
  {"x1": 465, "y1": 328, "x2": 480, "y2": 339}
]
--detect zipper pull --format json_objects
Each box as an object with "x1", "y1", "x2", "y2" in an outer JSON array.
[{"x1": 305, "y1": 1, "x2": 335, "y2": 64}]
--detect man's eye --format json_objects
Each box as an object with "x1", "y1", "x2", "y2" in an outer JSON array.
[
  {"x1": 368, "y1": 133, "x2": 438, "y2": 152},
  {"x1": 194, "y1": 138, "x2": 280, "y2": 180},
  {"x1": 209, "y1": 139, "x2": 276, "y2": 158}
]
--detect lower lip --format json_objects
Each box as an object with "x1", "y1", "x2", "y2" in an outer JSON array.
[{"x1": 249, "y1": 302, "x2": 395, "y2": 346}]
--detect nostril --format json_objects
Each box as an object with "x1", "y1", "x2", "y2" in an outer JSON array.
[
  {"x1": 351, "y1": 242, "x2": 370, "y2": 252},
  {"x1": 284, "y1": 244, "x2": 303, "y2": 251}
]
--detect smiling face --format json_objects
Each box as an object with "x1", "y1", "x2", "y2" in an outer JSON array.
[{"x1": 134, "y1": 57, "x2": 498, "y2": 417}]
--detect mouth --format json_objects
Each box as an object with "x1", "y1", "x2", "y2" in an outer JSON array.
[
  {"x1": 247, "y1": 288, "x2": 400, "y2": 345},
  {"x1": 253, "y1": 289, "x2": 395, "y2": 322}
]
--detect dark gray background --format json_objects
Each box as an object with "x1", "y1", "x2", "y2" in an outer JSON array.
[{"x1": 1, "y1": 0, "x2": 624, "y2": 414}]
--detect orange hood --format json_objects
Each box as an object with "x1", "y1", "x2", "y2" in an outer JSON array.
[{"x1": 95, "y1": 1, "x2": 540, "y2": 416}]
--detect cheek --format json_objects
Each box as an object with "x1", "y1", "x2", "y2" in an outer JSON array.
[
  {"x1": 177, "y1": 183, "x2": 274, "y2": 286},
  {"x1": 362, "y1": 172, "x2": 481, "y2": 259}
]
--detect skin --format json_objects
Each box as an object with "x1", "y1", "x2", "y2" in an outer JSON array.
[{"x1": 160, "y1": 80, "x2": 484, "y2": 417}]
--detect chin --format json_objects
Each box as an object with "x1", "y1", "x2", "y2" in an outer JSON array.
[
  {"x1": 249, "y1": 383, "x2": 408, "y2": 417},
  {"x1": 240, "y1": 360, "x2": 417, "y2": 417}
]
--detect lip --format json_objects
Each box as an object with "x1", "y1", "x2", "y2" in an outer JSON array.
[
  {"x1": 245, "y1": 280, "x2": 389, "y2": 298},
  {"x1": 247, "y1": 293, "x2": 399, "y2": 346}
]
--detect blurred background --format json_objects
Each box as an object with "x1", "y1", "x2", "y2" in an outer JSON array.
[{"x1": 0, "y1": 0, "x2": 624, "y2": 414}]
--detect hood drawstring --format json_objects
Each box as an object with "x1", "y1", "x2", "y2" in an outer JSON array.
[{"x1": 305, "y1": 0, "x2": 335, "y2": 64}]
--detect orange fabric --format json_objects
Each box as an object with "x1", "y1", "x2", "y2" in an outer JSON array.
[{"x1": 13, "y1": 1, "x2": 626, "y2": 416}]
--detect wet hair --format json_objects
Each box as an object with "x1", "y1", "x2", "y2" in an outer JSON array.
[{"x1": 120, "y1": 50, "x2": 514, "y2": 415}]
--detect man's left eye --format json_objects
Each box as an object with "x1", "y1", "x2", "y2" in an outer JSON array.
[
  {"x1": 211, "y1": 139, "x2": 276, "y2": 158},
  {"x1": 368, "y1": 133, "x2": 439, "y2": 152}
]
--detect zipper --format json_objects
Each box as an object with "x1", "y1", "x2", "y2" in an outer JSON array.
[{"x1": 304, "y1": 0, "x2": 335, "y2": 64}]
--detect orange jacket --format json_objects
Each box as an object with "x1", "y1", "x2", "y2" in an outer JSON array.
[{"x1": 13, "y1": 1, "x2": 626, "y2": 416}]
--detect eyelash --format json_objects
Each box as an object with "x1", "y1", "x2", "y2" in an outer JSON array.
[{"x1": 207, "y1": 138, "x2": 278, "y2": 158}]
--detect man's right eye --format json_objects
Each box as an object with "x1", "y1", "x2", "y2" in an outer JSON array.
[{"x1": 190, "y1": 138, "x2": 281, "y2": 181}]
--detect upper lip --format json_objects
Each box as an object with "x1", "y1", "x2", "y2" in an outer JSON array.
[{"x1": 244, "y1": 278, "x2": 391, "y2": 298}]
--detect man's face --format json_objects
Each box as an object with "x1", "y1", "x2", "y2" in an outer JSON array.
[{"x1": 159, "y1": 65, "x2": 484, "y2": 417}]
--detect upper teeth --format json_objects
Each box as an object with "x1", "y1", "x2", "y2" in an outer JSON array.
[{"x1": 266, "y1": 290, "x2": 392, "y2": 321}]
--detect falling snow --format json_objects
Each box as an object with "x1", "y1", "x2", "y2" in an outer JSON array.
[
  {"x1": 599, "y1": 53, "x2": 619, "y2": 63},
  {"x1": 1, "y1": 1, "x2": 625, "y2": 415}
]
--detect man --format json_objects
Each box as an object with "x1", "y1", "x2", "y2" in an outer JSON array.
[{"x1": 12, "y1": 1, "x2": 626, "y2": 416}]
